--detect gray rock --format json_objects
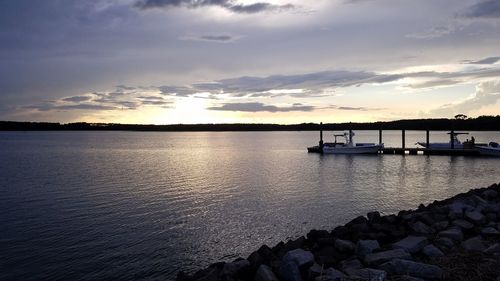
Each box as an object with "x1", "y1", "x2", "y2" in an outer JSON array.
[
  {"x1": 356, "y1": 240, "x2": 381, "y2": 257},
  {"x1": 335, "y1": 239, "x2": 355, "y2": 253},
  {"x1": 379, "y1": 259, "x2": 443, "y2": 279},
  {"x1": 484, "y1": 243, "x2": 500, "y2": 255},
  {"x1": 471, "y1": 194, "x2": 489, "y2": 206},
  {"x1": 308, "y1": 263, "x2": 324, "y2": 279},
  {"x1": 483, "y1": 203, "x2": 500, "y2": 213},
  {"x1": 222, "y1": 259, "x2": 250, "y2": 276},
  {"x1": 448, "y1": 201, "x2": 467, "y2": 219},
  {"x1": 392, "y1": 277, "x2": 425, "y2": 281},
  {"x1": 315, "y1": 268, "x2": 344, "y2": 281},
  {"x1": 282, "y1": 248, "x2": 315, "y2": 268},
  {"x1": 481, "y1": 227, "x2": 500, "y2": 238},
  {"x1": 410, "y1": 221, "x2": 435, "y2": 235},
  {"x1": 452, "y1": 219, "x2": 474, "y2": 230},
  {"x1": 431, "y1": 221, "x2": 449, "y2": 231},
  {"x1": 392, "y1": 236, "x2": 428, "y2": 253},
  {"x1": 461, "y1": 236, "x2": 487, "y2": 252},
  {"x1": 349, "y1": 268, "x2": 387, "y2": 281},
  {"x1": 438, "y1": 228, "x2": 464, "y2": 242},
  {"x1": 340, "y1": 258, "x2": 363, "y2": 276},
  {"x1": 367, "y1": 211, "x2": 381, "y2": 222},
  {"x1": 435, "y1": 237, "x2": 455, "y2": 251},
  {"x1": 485, "y1": 213, "x2": 497, "y2": 222},
  {"x1": 255, "y1": 265, "x2": 279, "y2": 281},
  {"x1": 364, "y1": 249, "x2": 412, "y2": 266},
  {"x1": 482, "y1": 189, "x2": 498, "y2": 200},
  {"x1": 422, "y1": 244, "x2": 445, "y2": 258},
  {"x1": 279, "y1": 260, "x2": 302, "y2": 281},
  {"x1": 465, "y1": 211, "x2": 486, "y2": 225}
]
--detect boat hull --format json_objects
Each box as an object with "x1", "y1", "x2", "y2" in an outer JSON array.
[
  {"x1": 323, "y1": 145, "x2": 382, "y2": 154},
  {"x1": 476, "y1": 146, "x2": 500, "y2": 156}
]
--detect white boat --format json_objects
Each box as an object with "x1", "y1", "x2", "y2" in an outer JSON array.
[
  {"x1": 417, "y1": 132, "x2": 468, "y2": 149},
  {"x1": 476, "y1": 142, "x2": 500, "y2": 156},
  {"x1": 322, "y1": 131, "x2": 383, "y2": 154}
]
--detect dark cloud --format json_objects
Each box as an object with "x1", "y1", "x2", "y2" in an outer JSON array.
[
  {"x1": 199, "y1": 35, "x2": 234, "y2": 42},
  {"x1": 116, "y1": 85, "x2": 137, "y2": 90},
  {"x1": 463, "y1": 56, "x2": 500, "y2": 65},
  {"x1": 337, "y1": 106, "x2": 368, "y2": 111},
  {"x1": 26, "y1": 103, "x2": 117, "y2": 111},
  {"x1": 159, "y1": 86, "x2": 198, "y2": 97},
  {"x1": 196, "y1": 71, "x2": 403, "y2": 96},
  {"x1": 141, "y1": 100, "x2": 172, "y2": 105},
  {"x1": 462, "y1": 0, "x2": 500, "y2": 18},
  {"x1": 228, "y1": 3, "x2": 293, "y2": 13},
  {"x1": 134, "y1": 0, "x2": 294, "y2": 13},
  {"x1": 138, "y1": 95, "x2": 166, "y2": 100},
  {"x1": 62, "y1": 95, "x2": 92, "y2": 102},
  {"x1": 207, "y1": 102, "x2": 315, "y2": 112}
]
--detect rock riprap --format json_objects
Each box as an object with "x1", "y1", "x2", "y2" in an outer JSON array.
[{"x1": 177, "y1": 183, "x2": 500, "y2": 281}]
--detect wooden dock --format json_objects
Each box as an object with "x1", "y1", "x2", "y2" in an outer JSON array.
[
  {"x1": 308, "y1": 124, "x2": 485, "y2": 156},
  {"x1": 379, "y1": 147, "x2": 479, "y2": 156}
]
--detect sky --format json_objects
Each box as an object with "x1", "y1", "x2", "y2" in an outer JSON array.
[{"x1": 1, "y1": 0, "x2": 500, "y2": 124}]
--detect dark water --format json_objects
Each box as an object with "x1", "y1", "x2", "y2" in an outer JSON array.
[{"x1": 1, "y1": 131, "x2": 499, "y2": 280}]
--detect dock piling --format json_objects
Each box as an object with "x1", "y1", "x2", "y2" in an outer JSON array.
[
  {"x1": 402, "y1": 129, "x2": 406, "y2": 150},
  {"x1": 426, "y1": 130, "x2": 429, "y2": 148},
  {"x1": 319, "y1": 122, "x2": 324, "y2": 150},
  {"x1": 451, "y1": 130, "x2": 454, "y2": 149},
  {"x1": 379, "y1": 129, "x2": 382, "y2": 144}
]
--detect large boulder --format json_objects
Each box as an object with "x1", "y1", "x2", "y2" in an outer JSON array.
[
  {"x1": 367, "y1": 211, "x2": 381, "y2": 222},
  {"x1": 422, "y1": 244, "x2": 444, "y2": 258},
  {"x1": 465, "y1": 211, "x2": 486, "y2": 225},
  {"x1": 438, "y1": 228, "x2": 464, "y2": 242},
  {"x1": 431, "y1": 221, "x2": 449, "y2": 232},
  {"x1": 379, "y1": 259, "x2": 443, "y2": 279},
  {"x1": 282, "y1": 249, "x2": 315, "y2": 268},
  {"x1": 279, "y1": 260, "x2": 302, "y2": 281},
  {"x1": 461, "y1": 236, "x2": 487, "y2": 252},
  {"x1": 254, "y1": 265, "x2": 279, "y2": 281},
  {"x1": 434, "y1": 237, "x2": 455, "y2": 252},
  {"x1": 280, "y1": 249, "x2": 315, "y2": 281},
  {"x1": 334, "y1": 239, "x2": 355, "y2": 253},
  {"x1": 482, "y1": 189, "x2": 498, "y2": 200},
  {"x1": 340, "y1": 258, "x2": 363, "y2": 276},
  {"x1": 348, "y1": 268, "x2": 386, "y2": 281},
  {"x1": 410, "y1": 221, "x2": 435, "y2": 235},
  {"x1": 356, "y1": 240, "x2": 380, "y2": 257},
  {"x1": 448, "y1": 201, "x2": 468, "y2": 219},
  {"x1": 480, "y1": 227, "x2": 500, "y2": 238},
  {"x1": 484, "y1": 243, "x2": 500, "y2": 255},
  {"x1": 452, "y1": 219, "x2": 474, "y2": 230},
  {"x1": 221, "y1": 259, "x2": 250, "y2": 277},
  {"x1": 364, "y1": 249, "x2": 412, "y2": 266},
  {"x1": 392, "y1": 236, "x2": 428, "y2": 254},
  {"x1": 315, "y1": 268, "x2": 344, "y2": 281}
]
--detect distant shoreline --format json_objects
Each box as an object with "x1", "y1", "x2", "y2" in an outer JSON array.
[{"x1": 1, "y1": 116, "x2": 500, "y2": 131}]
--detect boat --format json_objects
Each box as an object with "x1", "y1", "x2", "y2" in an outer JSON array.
[
  {"x1": 476, "y1": 142, "x2": 500, "y2": 156},
  {"x1": 417, "y1": 132, "x2": 468, "y2": 149},
  {"x1": 321, "y1": 131, "x2": 383, "y2": 154}
]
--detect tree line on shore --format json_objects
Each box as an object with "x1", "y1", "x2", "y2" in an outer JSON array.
[{"x1": 1, "y1": 115, "x2": 500, "y2": 131}]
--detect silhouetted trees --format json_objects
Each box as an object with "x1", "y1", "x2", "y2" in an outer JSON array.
[{"x1": 1, "y1": 115, "x2": 500, "y2": 131}]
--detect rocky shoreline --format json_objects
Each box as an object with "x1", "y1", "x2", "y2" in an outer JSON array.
[{"x1": 177, "y1": 183, "x2": 500, "y2": 281}]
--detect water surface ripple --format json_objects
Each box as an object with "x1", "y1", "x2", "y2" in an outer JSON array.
[{"x1": 1, "y1": 131, "x2": 499, "y2": 280}]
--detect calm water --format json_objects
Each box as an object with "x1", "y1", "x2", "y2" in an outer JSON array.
[{"x1": 1, "y1": 130, "x2": 500, "y2": 280}]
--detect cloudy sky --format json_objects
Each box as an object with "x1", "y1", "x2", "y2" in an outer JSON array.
[{"x1": 1, "y1": 0, "x2": 500, "y2": 124}]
